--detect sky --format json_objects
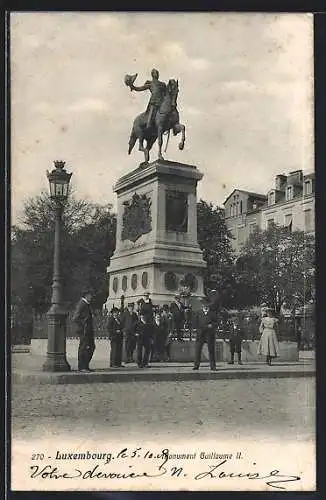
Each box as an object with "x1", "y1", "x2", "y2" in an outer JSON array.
[{"x1": 11, "y1": 12, "x2": 314, "y2": 224}]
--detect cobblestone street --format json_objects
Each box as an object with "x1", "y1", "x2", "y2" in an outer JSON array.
[{"x1": 12, "y1": 378, "x2": 315, "y2": 443}]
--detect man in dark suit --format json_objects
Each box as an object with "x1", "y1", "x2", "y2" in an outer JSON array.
[
  {"x1": 108, "y1": 307, "x2": 124, "y2": 368},
  {"x1": 161, "y1": 304, "x2": 172, "y2": 361},
  {"x1": 140, "y1": 292, "x2": 154, "y2": 324},
  {"x1": 122, "y1": 302, "x2": 138, "y2": 363},
  {"x1": 72, "y1": 290, "x2": 95, "y2": 372},
  {"x1": 227, "y1": 312, "x2": 245, "y2": 365},
  {"x1": 136, "y1": 313, "x2": 152, "y2": 368},
  {"x1": 193, "y1": 297, "x2": 217, "y2": 371},
  {"x1": 170, "y1": 295, "x2": 185, "y2": 342}
]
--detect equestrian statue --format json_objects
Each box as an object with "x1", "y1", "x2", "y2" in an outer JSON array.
[{"x1": 125, "y1": 68, "x2": 186, "y2": 164}]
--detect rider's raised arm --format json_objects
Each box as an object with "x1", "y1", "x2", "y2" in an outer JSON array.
[{"x1": 131, "y1": 80, "x2": 151, "y2": 92}]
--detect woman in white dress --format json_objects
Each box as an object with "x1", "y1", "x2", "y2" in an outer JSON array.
[{"x1": 257, "y1": 308, "x2": 279, "y2": 365}]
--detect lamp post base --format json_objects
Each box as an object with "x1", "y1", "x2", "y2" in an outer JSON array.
[
  {"x1": 43, "y1": 309, "x2": 71, "y2": 372},
  {"x1": 42, "y1": 353, "x2": 71, "y2": 372}
]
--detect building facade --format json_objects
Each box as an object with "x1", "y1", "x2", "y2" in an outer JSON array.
[{"x1": 224, "y1": 170, "x2": 315, "y2": 253}]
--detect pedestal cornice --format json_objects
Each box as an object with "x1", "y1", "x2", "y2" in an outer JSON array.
[{"x1": 114, "y1": 159, "x2": 203, "y2": 194}]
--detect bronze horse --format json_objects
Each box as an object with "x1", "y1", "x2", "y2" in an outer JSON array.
[{"x1": 128, "y1": 79, "x2": 186, "y2": 163}]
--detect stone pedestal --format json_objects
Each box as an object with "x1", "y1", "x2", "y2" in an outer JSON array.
[{"x1": 106, "y1": 159, "x2": 206, "y2": 308}]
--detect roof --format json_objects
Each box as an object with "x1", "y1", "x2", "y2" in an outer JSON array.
[
  {"x1": 223, "y1": 189, "x2": 267, "y2": 205},
  {"x1": 247, "y1": 191, "x2": 268, "y2": 199}
]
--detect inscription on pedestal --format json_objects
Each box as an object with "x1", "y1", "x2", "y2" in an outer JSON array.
[
  {"x1": 122, "y1": 193, "x2": 152, "y2": 242},
  {"x1": 166, "y1": 190, "x2": 188, "y2": 232}
]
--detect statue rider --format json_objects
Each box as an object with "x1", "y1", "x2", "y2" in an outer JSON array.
[{"x1": 130, "y1": 68, "x2": 167, "y2": 130}]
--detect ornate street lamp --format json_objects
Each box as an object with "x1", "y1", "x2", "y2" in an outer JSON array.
[{"x1": 42, "y1": 161, "x2": 72, "y2": 372}]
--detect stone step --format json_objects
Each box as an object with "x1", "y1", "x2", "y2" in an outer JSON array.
[{"x1": 13, "y1": 362, "x2": 315, "y2": 385}]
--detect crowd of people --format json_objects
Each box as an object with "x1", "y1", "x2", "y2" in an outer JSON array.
[
  {"x1": 107, "y1": 293, "x2": 174, "y2": 369},
  {"x1": 72, "y1": 290, "x2": 280, "y2": 373}
]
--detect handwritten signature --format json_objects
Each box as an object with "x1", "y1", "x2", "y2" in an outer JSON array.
[
  {"x1": 30, "y1": 459, "x2": 301, "y2": 490},
  {"x1": 193, "y1": 460, "x2": 301, "y2": 489}
]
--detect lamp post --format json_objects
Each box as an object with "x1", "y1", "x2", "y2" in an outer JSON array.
[{"x1": 42, "y1": 161, "x2": 72, "y2": 372}]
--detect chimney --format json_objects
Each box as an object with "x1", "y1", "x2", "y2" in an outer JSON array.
[
  {"x1": 275, "y1": 174, "x2": 287, "y2": 191},
  {"x1": 287, "y1": 170, "x2": 303, "y2": 186}
]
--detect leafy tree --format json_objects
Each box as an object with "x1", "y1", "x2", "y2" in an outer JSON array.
[
  {"x1": 235, "y1": 224, "x2": 315, "y2": 313},
  {"x1": 67, "y1": 204, "x2": 116, "y2": 309},
  {"x1": 19, "y1": 191, "x2": 94, "y2": 233},
  {"x1": 11, "y1": 192, "x2": 116, "y2": 315},
  {"x1": 196, "y1": 199, "x2": 236, "y2": 307}
]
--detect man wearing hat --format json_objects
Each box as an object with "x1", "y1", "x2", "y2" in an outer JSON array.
[
  {"x1": 170, "y1": 294, "x2": 185, "y2": 342},
  {"x1": 140, "y1": 292, "x2": 154, "y2": 325},
  {"x1": 136, "y1": 298, "x2": 144, "y2": 315},
  {"x1": 150, "y1": 306, "x2": 165, "y2": 362},
  {"x1": 122, "y1": 302, "x2": 138, "y2": 363},
  {"x1": 72, "y1": 290, "x2": 96, "y2": 372},
  {"x1": 226, "y1": 312, "x2": 245, "y2": 365},
  {"x1": 108, "y1": 307, "x2": 124, "y2": 368},
  {"x1": 161, "y1": 304, "x2": 172, "y2": 361},
  {"x1": 193, "y1": 297, "x2": 217, "y2": 371},
  {"x1": 135, "y1": 312, "x2": 152, "y2": 368}
]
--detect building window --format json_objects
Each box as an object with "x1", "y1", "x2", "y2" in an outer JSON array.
[
  {"x1": 284, "y1": 214, "x2": 292, "y2": 231},
  {"x1": 286, "y1": 186, "x2": 293, "y2": 201},
  {"x1": 267, "y1": 218, "x2": 274, "y2": 229},
  {"x1": 304, "y1": 180, "x2": 312, "y2": 195},
  {"x1": 249, "y1": 222, "x2": 257, "y2": 234},
  {"x1": 304, "y1": 209, "x2": 313, "y2": 232},
  {"x1": 237, "y1": 227, "x2": 244, "y2": 244},
  {"x1": 240, "y1": 200, "x2": 243, "y2": 214},
  {"x1": 268, "y1": 191, "x2": 275, "y2": 206}
]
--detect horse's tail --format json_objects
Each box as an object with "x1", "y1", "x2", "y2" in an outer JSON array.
[
  {"x1": 164, "y1": 129, "x2": 171, "y2": 153},
  {"x1": 128, "y1": 128, "x2": 137, "y2": 155}
]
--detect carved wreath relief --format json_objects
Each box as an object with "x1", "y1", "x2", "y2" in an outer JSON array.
[{"x1": 121, "y1": 192, "x2": 152, "y2": 243}]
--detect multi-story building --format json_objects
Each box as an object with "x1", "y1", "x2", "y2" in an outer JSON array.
[{"x1": 224, "y1": 170, "x2": 315, "y2": 253}]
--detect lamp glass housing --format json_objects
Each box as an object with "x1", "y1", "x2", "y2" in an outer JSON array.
[{"x1": 47, "y1": 161, "x2": 72, "y2": 201}]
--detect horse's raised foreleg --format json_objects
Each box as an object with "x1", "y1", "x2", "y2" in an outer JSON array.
[{"x1": 173, "y1": 123, "x2": 186, "y2": 150}]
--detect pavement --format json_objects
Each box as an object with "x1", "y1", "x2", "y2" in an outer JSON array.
[
  {"x1": 12, "y1": 377, "x2": 315, "y2": 444},
  {"x1": 11, "y1": 352, "x2": 315, "y2": 385}
]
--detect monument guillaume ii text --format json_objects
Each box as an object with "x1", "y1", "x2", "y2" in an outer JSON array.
[{"x1": 106, "y1": 69, "x2": 206, "y2": 308}]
